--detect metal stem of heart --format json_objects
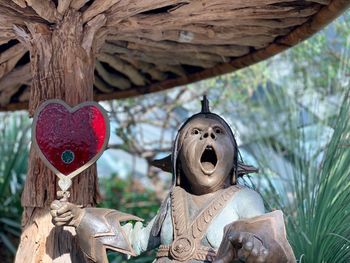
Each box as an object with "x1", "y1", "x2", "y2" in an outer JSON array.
[
  {"x1": 57, "y1": 190, "x2": 71, "y2": 202},
  {"x1": 58, "y1": 177, "x2": 72, "y2": 201}
]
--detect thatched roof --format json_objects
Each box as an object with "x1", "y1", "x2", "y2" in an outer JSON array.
[{"x1": 0, "y1": 0, "x2": 349, "y2": 111}]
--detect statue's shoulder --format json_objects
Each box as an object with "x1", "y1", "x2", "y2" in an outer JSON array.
[
  {"x1": 230, "y1": 185, "x2": 263, "y2": 199},
  {"x1": 228, "y1": 185, "x2": 265, "y2": 214}
]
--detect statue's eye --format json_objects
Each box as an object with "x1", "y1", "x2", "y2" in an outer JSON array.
[
  {"x1": 192, "y1": 128, "x2": 200, "y2": 135},
  {"x1": 214, "y1": 127, "x2": 223, "y2": 134}
]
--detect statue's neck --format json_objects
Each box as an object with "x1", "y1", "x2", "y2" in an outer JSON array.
[{"x1": 186, "y1": 188, "x2": 225, "y2": 209}]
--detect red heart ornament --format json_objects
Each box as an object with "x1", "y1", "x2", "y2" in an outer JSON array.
[{"x1": 32, "y1": 100, "x2": 110, "y2": 178}]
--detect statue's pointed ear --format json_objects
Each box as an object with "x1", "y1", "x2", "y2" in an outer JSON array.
[
  {"x1": 237, "y1": 162, "x2": 259, "y2": 177},
  {"x1": 151, "y1": 154, "x2": 172, "y2": 173}
]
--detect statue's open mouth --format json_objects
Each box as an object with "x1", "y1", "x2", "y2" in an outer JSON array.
[{"x1": 200, "y1": 145, "x2": 217, "y2": 175}]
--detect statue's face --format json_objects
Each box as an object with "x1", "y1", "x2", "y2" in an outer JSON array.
[{"x1": 178, "y1": 116, "x2": 235, "y2": 194}]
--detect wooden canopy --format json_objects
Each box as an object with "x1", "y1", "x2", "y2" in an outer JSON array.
[{"x1": 0, "y1": 0, "x2": 349, "y2": 112}]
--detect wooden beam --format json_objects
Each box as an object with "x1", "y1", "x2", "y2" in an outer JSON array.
[
  {"x1": 83, "y1": 0, "x2": 120, "y2": 23},
  {"x1": 107, "y1": 3, "x2": 321, "y2": 27},
  {"x1": 0, "y1": 1, "x2": 45, "y2": 27},
  {"x1": 103, "y1": 41, "x2": 228, "y2": 67},
  {"x1": 124, "y1": 39, "x2": 250, "y2": 57},
  {"x1": 70, "y1": 0, "x2": 90, "y2": 10},
  {"x1": 0, "y1": 63, "x2": 31, "y2": 91},
  {"x1": 0, "y1": 83, "x2": 22, "y2": 106},
  {"x1": 0, "y1": 52, "x2": 27, "y2": 80},
  {"x1": 57, "y1": 0, "x2": 72, "y2": 15},
  {"x1": 98, "y1": 52, "x2": 147, "y2": 86},
  {"x1": 95, "y1": 60, "x2": 131, "y2": 89},
  {"x1": 0, "y1": 43, "x2": 27, "y2": 64},
  {"x1": 25, "y1": 0, "x2": 62, "y2": 23},
  {"x1": 12, "y1": 0, "x2": 27, "y2": 8},
  {"x1": 108, "y1": 31, "x2": 275, "y2": 48},
  {"x1": 121, "y1": 57, "x2": 167, "y2": 81},
  {"x1": 82, "y1": 14, "x2": 107, "y2": 53},
  {"x1": 94, "y1": 74, "x2": 114, "y2": 93}
]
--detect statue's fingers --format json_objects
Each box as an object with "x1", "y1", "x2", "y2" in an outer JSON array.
[
  {"x1": 256, "y1": 252, "x2": 268, "y2": 262},
  {"x1": 250, "y1": 237, "x2": 264, "y2": 257},
  {"x1": 228, "y1": 232, "x2": 242, "y2": 248},
  {"x1": 246, "y1": 240, "x2": 267, "y2": 263},
  {"x1": 242, "y1": 234, "x2": 254, "y2": 252},
  {"x1": 50, "y1": 209, "x2": 58, "y2": 218},
  {"x1": 257, "y1": 247, "x2": 269, "y2": 262},
  {"x1": 54, "y1": 214, "x2": 73, "y2": 223},
  {"x1": 238, "y1": 233, "x2": 244, "y2": 244},
  {"x1": 50, "y1": 200, "x2": 63, "y2": 210},
  {"x1": 56, "y1": 203, "x2": 71, "y2": 215},
  {"x1": 238, "y1": 234, "x2": 254, "y2": 260},
  {"x1": 215, "y1": 233, "x2": 237, "y2": 263},
  {"x1": 57, "y1": 211, "x2": 72, "y2": 218}
]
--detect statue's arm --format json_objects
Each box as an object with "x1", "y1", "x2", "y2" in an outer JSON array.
[
  {"x1": 50, "y1": 201, "x2": 160, "y2": 263},
  {"x1": 215, "y1": 188, "x2": 296, "y2": 263}
]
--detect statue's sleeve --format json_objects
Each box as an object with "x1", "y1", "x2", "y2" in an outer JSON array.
[
  {"x1": 75, "y1": 208, "x2": 160, "y2": 263},
  {"x1": 121, "y1": 216, "x2": 160, "y2": 255}
]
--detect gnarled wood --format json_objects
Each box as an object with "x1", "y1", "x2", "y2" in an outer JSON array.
[
  {"x1": 0, "y1": 63, "x2": 31, "y2": 92},
  {"x1": 12, "y1": 0, "x2": 27, "y2": 8},
  {"x1": 82, "y1": 0, "x2": 120, "y2": 23},
  {"x1": 0, "y1": 43, "x2": 27, "y2": 64},
  {"x1": 0, "y1": 0, "x2": 347, "y2": 115},
  {"x1": 57, "y1": 0, "x2": 73, "y2": 15},
  {"x1": 14, "y1": 9, "x2": 104, "y2": 263},
  {"x1": 25, "y1": 0, "x2": 62, "y2": 23},
  {"x1": 94, "y1": 74, "x2": 114, "y2": 93},
  {"x1": 95, "y1": 60, "x2": 131, "y2": 89},
  {"x1": 98, "y1": 52, "x2": 146, "y2": 86},
  {"x1": 0, "y1": 51, "x2": 27, "y2": 80}
]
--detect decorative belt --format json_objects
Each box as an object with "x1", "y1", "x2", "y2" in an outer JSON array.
[{"x1": 157, "y1": 244, "x2": 217, "y2": 262}]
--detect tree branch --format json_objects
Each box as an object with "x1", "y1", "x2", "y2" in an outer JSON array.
[{"x1": 25, "y1": 0, "x2": 62, "y2": 23}]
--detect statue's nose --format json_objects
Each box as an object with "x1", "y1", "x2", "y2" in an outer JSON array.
[{"x1": 201, "y1": 128, "x2": 216, "y2": 140}]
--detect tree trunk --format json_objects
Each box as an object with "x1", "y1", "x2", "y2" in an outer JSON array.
[{"x1": 15, "y1": 10, "x2": 106, "y2": 263}]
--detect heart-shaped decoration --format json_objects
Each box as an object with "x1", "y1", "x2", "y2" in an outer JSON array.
[{"x1": 32, "y1": 99, "x2": 110, "y2": 179}]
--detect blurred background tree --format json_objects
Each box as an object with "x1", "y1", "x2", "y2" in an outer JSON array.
[{"x1": 0, "y1": 10, "x2": 349, "y2": 263}]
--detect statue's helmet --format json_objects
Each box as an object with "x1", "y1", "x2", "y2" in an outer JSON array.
[{"x1": 152, "y1": 96, "x2": 258, "y2": 191}]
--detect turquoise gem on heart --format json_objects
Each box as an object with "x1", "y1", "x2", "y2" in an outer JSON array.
[{"x1": 61, "y1": 150, "x2": 75, "y2": 164}]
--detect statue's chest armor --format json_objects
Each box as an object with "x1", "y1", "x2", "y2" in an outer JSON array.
[{"x1": 160, "y1": 187, "x2": 240, "y2": 249}]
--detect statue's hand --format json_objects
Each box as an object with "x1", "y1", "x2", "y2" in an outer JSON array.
[
  {"x1": 215, "y1": 228, "x2": 269, "y2": 263},
  {"x1": 50, "y1": 200, "x2": 84, "y2": 227}
]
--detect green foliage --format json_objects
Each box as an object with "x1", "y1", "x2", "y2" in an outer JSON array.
[
  {"x1": 0, "y1": 113, "x2": 30, "y2": 261},
  {"x1": 99, "y1": 174, "x2": 160, "y2": 263},
  {"x1": 239, "y1": 84, "x2": 350, "y2": 262},
  {"x1": 99, "y1": 174, "x2": 160, "y2": 219}
]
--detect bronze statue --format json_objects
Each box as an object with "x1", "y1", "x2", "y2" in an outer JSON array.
[{"x1": 50, "y1": 96, "x2": 296, "y2": 263}]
